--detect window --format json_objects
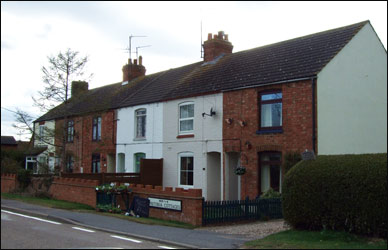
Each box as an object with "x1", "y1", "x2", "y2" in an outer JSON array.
[
  {"x1": 135, "y1": 109, "x2": 146, "y2": 138},
  {"x1": 39, "y1": 125, "x2": 45, "y2": 142},
  {"x1": 92, "y1": 117, "x2": 101, "y2": 141},
  {"x1": 134, "y1": 153, "x2": 146, "y2": 173},
  {"x1": 179, "y1": 102, "x2": 194, "y2": 134},
  {"x1": 260, "y1": 152, "x2": 282, "y2": 193},
  {"x1": 67, "y1": 120, "x2": 74, "y2": 142},
  {"x1": 179, "y1": 153, "x2": 194, "y2": 187},
  {"x1": 66, "y1": 155, "x2": 74, "y2": 173},
  {"x1": 259, "y1": 91, "x2": 282, "y2": 130},
  {"x1": 92, "y1": 154, "x2": 100, "y2": 173}
]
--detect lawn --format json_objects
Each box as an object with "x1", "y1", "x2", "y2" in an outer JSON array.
[{"x1": 244, "y1": 229, "x2": 387, "y2": 249}]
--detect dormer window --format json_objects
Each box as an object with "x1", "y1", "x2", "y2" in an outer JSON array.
[{"x1": 179, "y1": 102, "x2": 194, "y2": 135}]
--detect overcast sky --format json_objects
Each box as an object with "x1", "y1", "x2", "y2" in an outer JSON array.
[{"x1": 1, "y1": 1, "x2": 387, "y2": 141}]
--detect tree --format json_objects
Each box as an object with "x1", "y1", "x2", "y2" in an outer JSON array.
[{"x1": 13, "y1": 48, "x2": 93, "y2": 174}]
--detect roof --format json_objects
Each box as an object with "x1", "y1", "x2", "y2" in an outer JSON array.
[
  {"x1": 1, "y1": 136, "x2": 17, "y2": 145},
  {"x1": 36, "y1": 20, "x2": 369, "y2": 122},
  {"x1": 24, "y1": 146, "x2": 48, "y2": 156}
]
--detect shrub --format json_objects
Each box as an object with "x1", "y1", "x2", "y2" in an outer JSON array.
[
  {"x1": 260, "y1": 188, "x2": 281, "y2": 199},
  {"x1": 282, "y1": 153, "x2": 387, "y2": 238},
  {"x1": 17, "y1": 168, "x2": 32, "y2": 190}
]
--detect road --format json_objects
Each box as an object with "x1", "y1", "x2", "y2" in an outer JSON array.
[{"x1": 1, "y1": 210, "x2": 179, "y2": 249}]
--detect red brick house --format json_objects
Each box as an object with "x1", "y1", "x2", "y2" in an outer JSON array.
[
  {"x1": 34, "y1": 60, "x2": 147, "y2": 173},
  {"x1": 34, "y1": 20, "x2": 386, "y2": 201}
]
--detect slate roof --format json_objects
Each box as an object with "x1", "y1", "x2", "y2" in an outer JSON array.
[
  {"x1": 1, "y1": 136, "x2": 17, "y2": 145},
  {"x1": 36, "y1": 20, "x2": 369, "y2": 122}
]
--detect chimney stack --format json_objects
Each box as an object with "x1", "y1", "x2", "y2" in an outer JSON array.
[
  {"x1": 203, "y1": 31, "x2": 233, "y2": 62},
  {"x1": 122, "y1": 56, "x2": 146, "y2": 83},
  {"x1": 71, "y1": 81, "x2": 88, "y2": 98}
]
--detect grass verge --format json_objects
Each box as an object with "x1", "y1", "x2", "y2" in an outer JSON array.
[
  {"x1": 1, "y1": 192, "x2": 196, "y2": 229},
  {"x1": 243, "y1": 229, "x2": 387, "y2": 249}
]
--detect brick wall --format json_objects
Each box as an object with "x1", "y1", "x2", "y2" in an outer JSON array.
[
  {"x1": 115, "y1": 184, "x2": 203, "y2": 226},
  {"x1": 223, "y1": 79, "x2": 316, "y2": 198},
  {"x1": 57, "y1": 110, "x2": 116, "y2": 173},
  {"x1": 49, "y1": 177, "x2": 99, "y2": 207},
  {"x1": 1, "y1": 173, "x2": 18, "y2": 192}
]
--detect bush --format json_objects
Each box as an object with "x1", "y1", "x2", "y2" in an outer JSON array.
[
  {"x1": 282, "y1": 153, "x2": 387, "y2": 238},
  {"x1": 17, "y1": 168, "x2": 32, "y2": 190},
  {"x1": 260, "y1": 188, "x2": 281, "y2": 199}
]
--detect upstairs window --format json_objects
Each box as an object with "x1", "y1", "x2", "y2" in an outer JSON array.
[
  {"x1": 39, "y1": 125, "x2": 45, "y2": 142},
  {"x1": 92, "y1": 117, "x2": 101, "y2": 141},
  {"x1": 67, "y1": 120, "x2": 74, "y2": 142},
  {"x1": 135, "y1": 109, "x2": 146, "y2": 138},
  {"x1": 259, "y1": 91, "x2": 282, "y2": 130},
  {"x1": 179, "y1": 102, "x2": 194, "y2": 134}
]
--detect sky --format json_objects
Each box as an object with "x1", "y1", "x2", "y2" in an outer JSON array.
[{"x1": 1, "y1": 1, "x2": 387, "y2": 141}]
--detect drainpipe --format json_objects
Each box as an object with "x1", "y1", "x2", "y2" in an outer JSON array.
[{"x1": 311, "y1": 77, "x2": 317, "y2": 153}]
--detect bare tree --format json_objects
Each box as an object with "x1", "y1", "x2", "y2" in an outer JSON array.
[{"x1": 13, "y1": 48, "x2": 93, "y2": 174}]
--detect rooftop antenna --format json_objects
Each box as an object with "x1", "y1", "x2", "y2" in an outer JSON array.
[
  {"x1": 200, "y1": 19, "x2": 204, "y2": 58},
  {"x1": 129, "y1": 35, "x2": 147, "y2": 60},
  {"x1": 136, "y1": 45, "x2": 151, "y2": 60}
]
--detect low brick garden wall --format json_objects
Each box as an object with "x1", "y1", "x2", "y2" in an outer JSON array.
[
  {"x1": 124, "y1": 184, "x2": 203, "y2": 226},
  {"x1": 1, "y1": 173, "x2": 18, "y2": 193},
  {"x1": 49, "y1": 177, "x2": 99, "y2": 208},
  {"x1": 1, "y1": 174, "x2": 204, "y2": 226}
]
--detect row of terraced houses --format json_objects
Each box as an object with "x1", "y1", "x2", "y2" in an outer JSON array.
[{"x1": 28, "y1": 21, "x2": 387, "y2": 201}]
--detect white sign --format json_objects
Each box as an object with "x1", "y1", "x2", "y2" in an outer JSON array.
[{"x1": 148, "y1": 197, "x2": 182, "y2": 211}]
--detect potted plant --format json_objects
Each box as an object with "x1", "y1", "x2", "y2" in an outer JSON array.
[{"x1": 235, "y1": 166, "x2": 246, "y2": 175}]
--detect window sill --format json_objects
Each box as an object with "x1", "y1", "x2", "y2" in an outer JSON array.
[
  {"x1": 176, "y1": 134, "x2": 194, "y2": 139},
  {"x1": 256, "y1": 128, "x2": 283, "y2": 135},
  {"x1": 133, "y1": 137, "x2": 146, "y2": 141}
]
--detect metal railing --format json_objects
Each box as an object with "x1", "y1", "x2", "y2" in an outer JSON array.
[{"x1": 202, "y1": 197, "x2": 283, "y2": 225}]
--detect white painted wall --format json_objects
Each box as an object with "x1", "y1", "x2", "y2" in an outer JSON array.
[
  {"x1": 33, "y1": 120, "x2": 56, "y2": 172},
  {"x1": 317, "y1": 22, "x2": 387, "y2": 154},
  {"x1": 116, "y1": 103, "x2": 163, "y2": 172},
  {"x1": 162, "y1": 93, "x2": 223, "y2": 200}
]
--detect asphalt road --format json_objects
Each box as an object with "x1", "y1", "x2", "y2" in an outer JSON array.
[{"x1": 1, "y1": 210, "x2": 178, "y2": 249}]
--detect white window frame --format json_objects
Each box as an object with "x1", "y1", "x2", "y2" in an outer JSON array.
[
  {"x1": 178, "y1": 152, "x2": 194, "y2": 188},
  {"x1": 134, "y1": 108, "x2": 147, "y2": 139},
  {"x1": 39, "y1": 125, "x2": 45, "y2": 143},
  {"x1": 178, "y1": 102, "x2": 194, "y2": 135}
]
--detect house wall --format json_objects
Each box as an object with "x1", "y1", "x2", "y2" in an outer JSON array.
[
  {"x1": 163, "y1": 93, "x2": 223, "y2": 200},
  {"x1": 116, "y1": 103, "x2": 163, "y2": 172},
  {"x1": 223, "y1": 80, "x2": 315, "y2": 199},
  {"x1": 33, "y1": 120, "x2": 56, "y2": 172},
  {"x1": 57, "y1": 110, "x2": 116, "y2": 173},
  {"x1": 317, "y1": 22, "x2": 387, "y2": 154}
]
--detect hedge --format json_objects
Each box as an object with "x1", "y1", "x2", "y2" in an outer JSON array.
[{"x1": 282, "y1": 153, "x2": 387, "y2": 238}]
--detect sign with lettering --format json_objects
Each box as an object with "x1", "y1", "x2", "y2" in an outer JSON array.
[
  {"x1": 301, "y1": 150, "x2": 316, "y2": 161},
  {"x1": 130, "y1": 196, "x2": 150, "y2": 217},
  {"x1": 148, "y1": 197, "x2": 182, "y2": 211}
]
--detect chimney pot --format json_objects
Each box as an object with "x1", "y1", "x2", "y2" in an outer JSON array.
[
  {"x1": 139, "y1": 56, "x2": 143, "y2": 66},
  {"x1": 207, "y1": 33, "x2": 212, "y2": 40},
  {"x1": 203, "y1": 30, "x2": 233, "y2": 62},
  {"x1": 134, "y1": 59, "x2": 138, "y2": 65}
]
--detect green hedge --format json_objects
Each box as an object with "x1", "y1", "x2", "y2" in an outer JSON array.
[{"x1": 282, "y1": 153, "x2": 387, "y2": 238}]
